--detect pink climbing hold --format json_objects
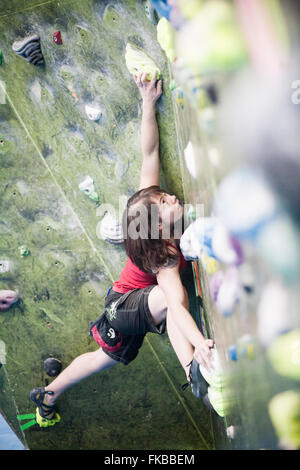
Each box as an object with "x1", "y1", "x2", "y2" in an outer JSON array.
[
  {"x1": 0, "y1": 290, "x2": 19, "y2": 312},
  {"x1": 53, "y1": 31, "x2": 62, "y2": 45}
]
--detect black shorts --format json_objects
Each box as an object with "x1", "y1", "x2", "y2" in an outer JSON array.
[{"x1": 89, "y1": 286, "x2": 166, "y2": 365}]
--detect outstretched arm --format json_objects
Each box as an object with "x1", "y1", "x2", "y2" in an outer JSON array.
[
  {"x1": 157, "y1": 263, "x2": 214, "y2": 370},
  {"x1": 134, "y1": 72, "x2": 162, "y2": 190}
]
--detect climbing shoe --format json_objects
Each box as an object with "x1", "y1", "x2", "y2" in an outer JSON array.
[
  {"x1": 30, "y1": 387, "x2": 57, "y2": 421},
  {"x1": 35, "y1": 407, "x2": 61, "y2": 428},
  {"x1": 182, "y1": 358, "x2": 208, "y2": 399}
]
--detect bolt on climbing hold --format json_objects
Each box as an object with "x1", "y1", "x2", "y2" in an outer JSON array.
[
  {"x1": 157, "y1": 17, "x2": 176, "y2": 63},
  {"x1": 44, "y1": 357, "x2": 62, "y2": 377},
  {"x1": 85, "y1": 104, "x2": 102, "y2": 122},
  {"x1": 12, "y1": 34, "x2": 44, "y2": 66},
  {"x1": 53, "y1": 31, "x2": 62, "y2": 44},
  {"x1": 19, "y1": 245, "x2": 30, "y2": 256},
  {"x1": 144, "y1": 0, "x2": 158, "y2": 24},
  {"x1": 100, "y1": 212, "x2": 124, "y2": 244},
  {"x1": 0, "y1": 290, "x2": 19, "y2": 312},
  {"x1": 125, "y1": 43, "x2": 160, "y2": 81},
  {"x1": 79, "y1": 176, "x2": 99, "y2": 203},
  {"x1": 169, "y1": 79, "x2": 177, "y2": 91}
]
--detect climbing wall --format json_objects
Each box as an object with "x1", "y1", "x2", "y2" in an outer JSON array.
[
  {"x1": 159, "y1": 0, "x2": 300, "y2": 450},
  {"x1": 0, "y1": 0, "x2": 222, "y2": 451}
]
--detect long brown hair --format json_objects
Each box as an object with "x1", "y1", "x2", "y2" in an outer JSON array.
[{"x1": 122, "y1": 186, "x2": 181, "y2": 274}]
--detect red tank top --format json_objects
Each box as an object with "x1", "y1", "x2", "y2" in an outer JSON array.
[{"x1": 113, "y1": 243, "x2": 187, "y2": 294}]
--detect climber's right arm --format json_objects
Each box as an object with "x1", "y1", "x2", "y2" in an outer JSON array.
[{"x1": 133, "y1": 72, "x2": 162, "y2": 190}]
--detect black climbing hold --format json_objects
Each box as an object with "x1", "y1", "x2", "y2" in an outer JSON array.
[
  {"x1": 12, "y1": 34, "x2": 44, "y2": 66},
  {"x1": 44, "y1": 357, "x2": 62, "y2": 377}
]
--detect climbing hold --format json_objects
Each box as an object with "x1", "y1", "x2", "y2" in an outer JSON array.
[
  {"x1": 79, "y1": 176, "x2": 99, "y2": 203},
  {"x1": 228, "y1": 345, "x2": 238, "y2": 362},
  {"x1": 268, "y1": 390, "x2": 300, "y2": 450},
  {"x1": 214, "y1": 168, "x2": 277, "y2": 240},
  {"x1": 199, "y1": 348, "x2": 229, "y2": 392},
  {"x1": 0, "y1": 290, "x2": 18, "y2": 312},
  {"x1": 44, "y1": 357, "x2": 62, "y2": 377},
  {"x1": 157, "y1": 17, "x2": 176, "y2": 62},
  {"x1": 229, "y1": 335, "x2": 255, "y2": 362},
  {"x1": 209, "y1": 270, "x2": 224, "y2": 302},
  {"x1": 257, "y1": 280, "x2": 292, "y2": 348},
  {"x1": 53, "y1": 31, "x2": 63, "y2": 44},
  {"x1": 0, "y1": 51, "x2": 3, "y2": 65},
  {"x1": 175, "y1": 88, "x2": 184, "y2": 109},
  {"x1": 187, "y1": 205, "x2": 196, "y2": 221},
  {"x1": 239, "y1": 263, "x2": 254, "y2": 294},
  {"x1": 255, "y1": 213, "x2": 300, "y2": 285},
  {"x1": 19, "y1": 245, "x2": 30, "y2": 257},
  {"x1": 144, "y1": 0, "x2": 158, "y2": 25},
  {"x1": 0, "y1": 261, "x2": 9, "y2": 273},
  {"x1": 267, "y1": 329, "x2": 300, "y2": 381},
  {"x1": 12, "y1": 34, "x2": 44, "y2": 66},
  {"x1": 150, "y1": 0, "x2": 172, "y2": 21},
  {"x1": 180, "y1": 216, "x2": 243, "y2": 266},
  {"x1": 125, "y1": 43, "x2": 160, "y2": 81},
  {"x1": 207, "y1": 386, "x2": 234, "y2": 417},
  {"x1": 100, "y1": 212, "x2": 124, "y2": 244},
  {"x1": 176, "y1": 1, "x2": 247, "y2": 76},
  {"x1": 183, "y1": 141, "x2": 197, "y2": 179},
  {"x1": 85, "y1": 104, "x2": 102, "y2": 122},
  {"x1": 216, "y1": 267, "x2": 240, "y2": 317},
  {"x1": 169, "y1": 79, "x2": 177, "y2": 91}
]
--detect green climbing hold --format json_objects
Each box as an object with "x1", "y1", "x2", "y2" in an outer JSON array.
[
  {"x1": 187, "y1": 205, "x2": 196, "y2": 221},
  {"x1": 169, "y1": 79, "x2": 177, "y2": 91},
  {"x1": 157, "y1": 17, "x2": 176, "y2": 63},
  {"x1": 17, "y1": 413, "x2": 37, "y2": 431},
  {"x1": 176, "y1": 0, "x2": 247, "y2": 76},
  {"x1": 267, "y1": 329, "x2": 300, "y2": 381},
  {"x1": 207, "y1": 386, "x2": 234, "y2": 417},
  {"x1": 79, "y1": 176, "x2": 99, "y2": 203},
  {"x1": 19, "y1": 245, "x2": 30, "y2": 256},
  {"x1": 125, "y1": 43, "x2": 160, "y2": 81},
  {"x1": 268, "y1": 390, "x2": 300, "y2": 449}
]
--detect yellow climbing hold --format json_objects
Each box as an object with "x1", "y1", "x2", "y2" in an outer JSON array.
[
  {"x1": 35, "y1": 408, "x2": 61, "y2": 428},
  {"x1": 125, "y1": 43, "x2": 160, "y2": 81},
  {"x1": 157, "y1": 17, "x2": 176, "y2": 63}
]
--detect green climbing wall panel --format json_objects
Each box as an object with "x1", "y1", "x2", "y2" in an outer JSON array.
[{"x1": 0, "y1": 0, "x2": 222, "y2": 451}]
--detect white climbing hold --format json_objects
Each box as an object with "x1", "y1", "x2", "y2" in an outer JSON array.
[
  {"x1": 0, "y1": 261, "x2": 9, "y2": 273},
  {"x1": 79, "y1": 176, "x2": 95, "y2": 195},
  {"x1": 85, "y1": 104, "x2": 102, "y2": 121},
  {"x1": 183, "y1": 141, "x2": 197, "y2": 179},
  {"x1": 100, "y1": 212, "x2": 124, "y2": 244},
  {"x1": 79, "y1": 176, "x2": 99, "y2": 203}
]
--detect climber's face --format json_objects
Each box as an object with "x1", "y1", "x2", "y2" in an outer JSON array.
[{"x1": 154, "y1": 192, "x2": 184, "y2": 227}]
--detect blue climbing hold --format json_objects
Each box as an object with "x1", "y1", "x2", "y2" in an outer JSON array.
[
  {"x1": 150, "y1": 0, "x2": 172, "y2": 21},
  {"x1": 228, "y1": 345, "x2": 238, "y2": 361}
]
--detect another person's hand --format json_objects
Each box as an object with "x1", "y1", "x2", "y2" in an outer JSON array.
[
  {"x1": 194, "y1": 339, "x2": 214, "y2": 371},
  {"x1": 134, "y1": 71, "x2": 162, "y2": 105}
]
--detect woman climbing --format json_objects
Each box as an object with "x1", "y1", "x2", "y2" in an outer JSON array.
[{"x1": 30, "y1": 71, "x2": 214, "y2": 426}]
